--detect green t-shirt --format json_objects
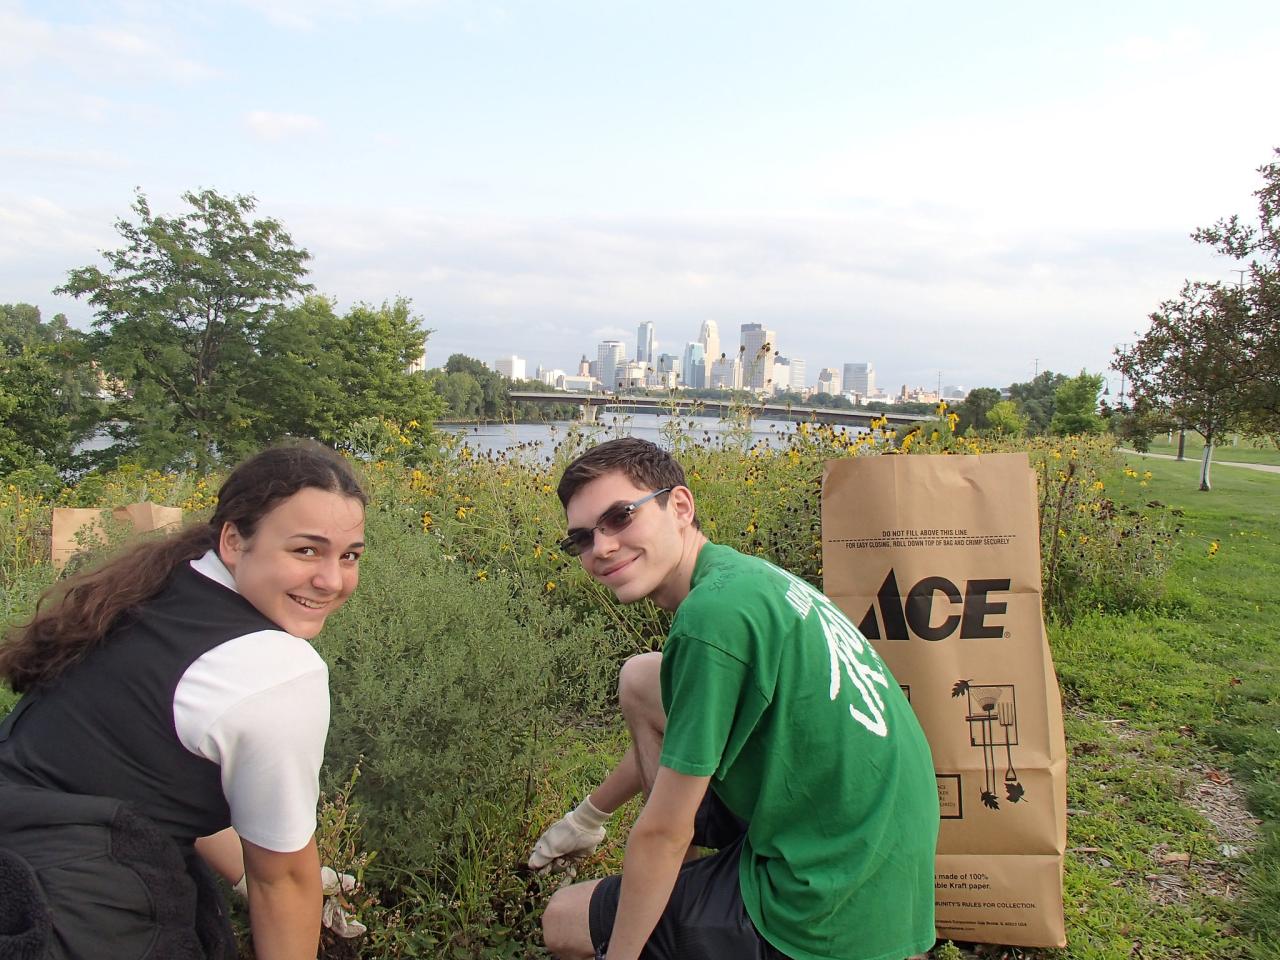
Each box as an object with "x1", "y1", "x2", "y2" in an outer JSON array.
[{"x1": 660, "y1": 543, "x2": 938, "y2": 960}]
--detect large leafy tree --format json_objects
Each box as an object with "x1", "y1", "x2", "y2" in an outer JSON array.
[
  {"x1": 442, "y1": 354, "x2": 509, "y2": 419},
  {"x1": 985, "y1": 399, "x2": 1029, "y2": 436},
  {"x1": 0, "y1": 304, "x2": 103, "y2": 475},
  {"x1": 1114, "y1": 283, "x2": 1248, "y2": 490},
  {"x1": 57, "y1": 189, "x2": 312, "y2": 467},
  {"x1": 955, "y1": 387, "x2": 1002, "y2": 434},
  {"x1": 1191, "y1": 149, "x2": 1280, "y2": 442},
  {"x1": 250, "y1": 296, "x2": 443, "y2": 443},
  {"x1": 1007, "y1": 371, "x2": 1068, "y2": 433},
  {"x1": 1049, "y1": 371, "x2": 1105, "y2": 436}
]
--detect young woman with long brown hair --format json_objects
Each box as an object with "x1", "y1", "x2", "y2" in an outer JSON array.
[{"x1": 0, "y1": 443, "x2": 367, "y2": 960}]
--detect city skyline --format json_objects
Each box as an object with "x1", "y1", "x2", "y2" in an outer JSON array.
[
  {"x1": 484, "y1": 319, "x2": 940, "y2": 401},
  {"x1": 4, "y1": 2, "x2": 1278, "y2": 393}
]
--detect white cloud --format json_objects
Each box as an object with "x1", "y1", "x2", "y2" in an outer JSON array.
[
  {"x1": 244, "y1": 110, "x2": 324, "y2": 143},
  {"x1": 0, "y1": 5, "x2": 212, "y2": 83},
  {"x1": 232, "y1": 0, "x2": 443, "y2": 30}
]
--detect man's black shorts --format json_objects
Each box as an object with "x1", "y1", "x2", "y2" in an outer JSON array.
[{"x1": 586, "y1": 790, "x2": 790, "y2": 960}]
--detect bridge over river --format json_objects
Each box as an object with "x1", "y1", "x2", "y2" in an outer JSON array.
[{"x1": 508, "y1": 391, "x2": 931, "y2": 429}]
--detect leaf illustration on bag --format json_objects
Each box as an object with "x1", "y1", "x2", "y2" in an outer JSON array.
[
  {"x1": 1006, "y1": 782, "x2": 1026, "y2": 804},
  {"x1": 981, "y1": 790, "x2": 1000, "y2": 810},
  {"x1": 951, "y1": 679, "x2": 971, "y2": 698}
]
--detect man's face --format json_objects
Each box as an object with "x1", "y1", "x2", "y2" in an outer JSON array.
[{"x1": 563, "y1": 471, "x2": 688, "y2": 605}]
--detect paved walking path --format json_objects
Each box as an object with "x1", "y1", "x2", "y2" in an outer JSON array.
[{"x1": 1118, "y1": 449, "x2": 1280, "y2": 475}]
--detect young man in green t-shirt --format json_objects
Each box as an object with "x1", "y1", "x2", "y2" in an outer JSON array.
[{"x1": 532, "y1": 438, "x2": 938, "y2": 960}]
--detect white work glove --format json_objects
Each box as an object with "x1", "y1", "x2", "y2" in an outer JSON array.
[
  {"x1": 232, "y1": 865, "x2": 367, "y2": 938},
  {"x1": 320, "y1": 866, "x2": 367, "y2": 938},
  {"x1": 527, "y1": 796, "x2": 610, "y2": 874}
]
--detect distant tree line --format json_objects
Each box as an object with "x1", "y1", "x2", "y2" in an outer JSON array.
[
  {"x1": 424, "y1": 355, "x2": 581, "y2": 423},
  {"x1": 948, "y1": 370, "x2": 1106, "y2": 439}
]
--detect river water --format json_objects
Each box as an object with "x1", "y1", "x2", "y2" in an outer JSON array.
[{"x1": 444, "y1": 412, "x2": 853, "y2": 458}]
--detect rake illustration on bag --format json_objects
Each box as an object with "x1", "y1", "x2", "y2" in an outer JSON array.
[{"x1": 952, "y1": 680, "x2": 1024, "y2": 810}]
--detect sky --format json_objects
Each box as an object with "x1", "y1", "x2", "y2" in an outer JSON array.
[{"x1": 2, "y1": 0, "x2": 1278, "y2": 393}]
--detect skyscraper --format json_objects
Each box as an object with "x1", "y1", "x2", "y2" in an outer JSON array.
[
  {"x1": 597, "y1": 340, "x2": 625, "y2": 392},
  {"x1": 636, "y1": 321, "x2": 655, "y2": 364},
  {"x1": 783, "y1": 357, "x2": 806, "y2": 391},
  {"x1": 843, "y1": 362, "x2": 875, "y2": 398},
  {"x1": 698, "y1": 320, "x2": 720, "y2": 363},
  {"x1": 682, "y1": 341, "x2": 707, "y2": 389},
  {"x1": 494, "y1": 355, "x2": 526, "y2": 380},
  {"x1": 740, "y1": 323, "x2": 776, "y2": 392},
  {"x1": 772, "y1": 357, "x2": 793, "y2": 394},
  {"x1": 709, "y1": 354, "x2": 742, "y2": 390}
]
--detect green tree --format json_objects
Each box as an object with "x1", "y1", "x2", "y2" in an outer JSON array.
[
  {"x1": 1192, "y1": 148, "x2": 1280, "y2": 442},
  {"x1": 1049, "y1": 371, "x2": 1105, "y2": 436},
  {"x1": 955, "y1": 387, "x2": 1001, "y2": 434},
  {"x1": 1114, "y1": 283, "x2": 1249, "y2": 490},
  {"x1": 985, "y1": 400, "x2": 1029, "y2": 436},
  {"x1": 443, "y1": 354, "x2": 508, "y2": 419},
  {"x1": 251, "y1": 296, "x2": 442, "y2": 444},
  {"x1": 1007, "y1": 371, "x2": 1068, "y2": 433},
  {"x1": 57, "y1": 189, "x2": 312, "y2": 468},
  {"x1": 426, "y1": 370, "x2": 485, "y2": 420},
  {"x1": 0, "y1": 304, "x2": 103, "y2": 474}
]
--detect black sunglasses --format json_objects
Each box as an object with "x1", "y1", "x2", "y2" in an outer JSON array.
[{"x1": 559, "y1": 488, "x2": 673, "y2": 557}]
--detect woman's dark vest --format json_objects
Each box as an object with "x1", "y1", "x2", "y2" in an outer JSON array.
[{"x1": 0, "y1": 561, "x2": 281, "y2": 845}]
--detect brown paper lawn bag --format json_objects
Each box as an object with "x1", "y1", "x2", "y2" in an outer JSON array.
[
  {"x1": 51, "y1": 503, "x2": 184, "y2": 572},
  {"x1": 821, "y1": 452, "x2": 1067, "y2": 948}
]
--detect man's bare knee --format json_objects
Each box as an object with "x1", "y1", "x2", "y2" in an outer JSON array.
[
  {"x1": 541, "y1": 881, "x2": 599, "y2": 960},
  {"x1": 618, "y1": 652, "x2": 663, "y2": 723}
]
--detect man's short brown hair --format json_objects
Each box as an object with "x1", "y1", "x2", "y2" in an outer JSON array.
[{"x1": 557, "y1": 438, "x2": 700, "y2": 529}]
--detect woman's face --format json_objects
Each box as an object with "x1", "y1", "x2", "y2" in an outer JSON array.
[{"x1": 218, "y1": 487, "x2": 365, "y2": 639}]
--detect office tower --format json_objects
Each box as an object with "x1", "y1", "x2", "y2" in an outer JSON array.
[
  {"x1": 698, "y1": 320, "x2": 720, "y2": 363},
  {"x1": 578, "y1": 355, "x2": 591, "y2": 376},
  {"x1": 843, "y1": 362, "x2": 875, "y2": 398},
  {"x1": 537, "y1": 366, "x2": 565, "y2": 387},
  {"x1": 682, "y1": 341, "x2": 707, "y2": 389},
  {"x1": 772, "y1": 357, "x2": 793, "y2": 394},
  {"x1": 709, "y1": 354, "x2": 743, "y2": 390},
  {"x1": 740, "y1": 323, "x2": 776, "y2": 392},
  {"x1": 785, "y1": 358, "x2": 806, "y2": 391},
  {"x1": 597, "y1": 340, "x2": 625, "y2": 392},
  {"x1": 494, "y1": 355, "x2": 526, "y2": 380},
  {"x1": 617, "y1": 360, "x2": 647, "y2": 390},
  {"x1": 636, "y1": 321, "x2": 655, "y2": 364},
  {"x1": 817, "y1": 367, "x2": 841, "y2": 395}
]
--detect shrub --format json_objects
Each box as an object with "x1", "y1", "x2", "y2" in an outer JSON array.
[{"x1": 312, "y1": 502, "x2": 625, "y2": 952}]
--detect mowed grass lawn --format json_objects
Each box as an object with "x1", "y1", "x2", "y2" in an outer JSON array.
[
  {"x1": 1040, "y1": 453, "x2": 1279, "y2": 960},
  {"x1": 1134, "y1": 434, "x2": 1280, "y2": 467}
]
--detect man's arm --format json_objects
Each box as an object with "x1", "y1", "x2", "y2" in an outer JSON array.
[
  {"x1": 605, "y1": 766, "x2": 710, "y2": 960},
  {"x1": 241, "y1": 834, "x2": 322, "y2": 960},
  {"x1": 529, "y1": 747, "x2": 644, "y2": 872}
]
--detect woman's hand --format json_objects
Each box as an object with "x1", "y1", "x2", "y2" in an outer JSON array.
[{"x1": 241, "y1": 833, "x2": 322, "y2": 960}]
